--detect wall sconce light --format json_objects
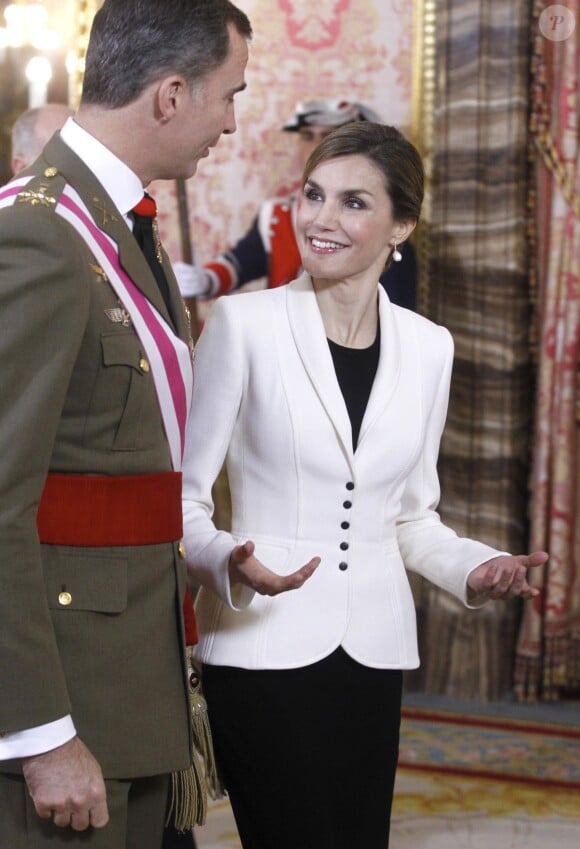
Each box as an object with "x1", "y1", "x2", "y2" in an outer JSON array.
[
  {"x1": 0, "y1": 3, "x2": 60, "y2": 51},
  {"x1": 0, "y1": 2, "x2": 63, "y2": 105},
  {"x1": 25, "y1": 54, "x2": 53, "y2": 106}
]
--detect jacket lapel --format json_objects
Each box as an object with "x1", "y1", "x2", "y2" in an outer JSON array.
[
  {"x1": 286, "y1": 273, "x2": 355, "y2": 462},
  {"x1": 43, "y1": 136, "x2": 175, "y2": 330},
  {"x1": 286, "y1": 275, "x2": 403, "y2": 462},
  {"x1": 356, "y1": 286, "x2": 402, "y2": 449}
]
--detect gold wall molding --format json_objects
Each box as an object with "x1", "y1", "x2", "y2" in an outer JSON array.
[
  {"x1": 411, "y1": 0, "x2": 436, "y2": 316},
  {"x1": 69, "y1": 0, "x2": 102, "y2": 106}
]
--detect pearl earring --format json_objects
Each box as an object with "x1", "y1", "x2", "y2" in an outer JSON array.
[{"x1": 392, "y1": 243, "x2": 402, "y2": 262}]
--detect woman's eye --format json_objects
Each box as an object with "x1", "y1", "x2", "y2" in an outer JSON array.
[
  {"x1": 304, "y1": 187, "x2": 322, "y2": 201},
  {"x1": 345, "y1": 196, "x2": 365, "y2": 209}
]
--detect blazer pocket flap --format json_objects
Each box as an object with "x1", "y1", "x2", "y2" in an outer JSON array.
[
  {"x1": 101, "y1": 331, "x2": 142, "y2": 369},
  {"x1": 45, "y1": 553, "x2": 128, "y2": 613}
]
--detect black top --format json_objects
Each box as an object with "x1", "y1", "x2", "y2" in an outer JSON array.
[{"x1": 328, "y1": 323, "x2": 380, "y2": 451}]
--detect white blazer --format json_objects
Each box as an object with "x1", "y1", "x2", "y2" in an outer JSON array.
[{"x1": 182, "y1": 273, "x2": 500, "y2": 670}]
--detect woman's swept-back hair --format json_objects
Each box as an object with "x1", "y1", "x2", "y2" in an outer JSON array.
[
  {"x1": 302, "y1": 122, "x2": 424, "y2": 224},
  {"x1": 81, "y1": 0, "x2": 252, "y2": 107}
]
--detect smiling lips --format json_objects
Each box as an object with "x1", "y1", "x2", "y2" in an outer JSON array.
[{"x1": 310, "y1": 237, "x2": 346, "y2": 252}]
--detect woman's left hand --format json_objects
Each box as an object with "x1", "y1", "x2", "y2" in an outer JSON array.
[{"x1": 467, "y1": 550, "x2": 548, "y2": 601}]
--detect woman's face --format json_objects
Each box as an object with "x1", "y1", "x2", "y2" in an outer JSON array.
[{"x1": 296, "y1": 154, "x2": 405, "y2": 283}]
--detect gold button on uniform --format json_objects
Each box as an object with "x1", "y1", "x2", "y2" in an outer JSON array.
[
  {"x1": 44, "y1": 166, "x2": 58, "y2": 177},
  {"x1": 58, "y1": 591, "x2": 72, "y2": 606},
  {"x1": 139, "y1": 357, "x2": 150, "y2": 373},
  {"x1": 178, "y1": 542, "x2": 186, "y2": 559}
]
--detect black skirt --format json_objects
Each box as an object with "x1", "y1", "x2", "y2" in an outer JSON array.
[{"x1": 202, "y1": 647, "x2": 402, "y2": 849}]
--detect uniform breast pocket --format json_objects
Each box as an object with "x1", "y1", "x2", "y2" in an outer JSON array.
[{"x1": 85, "y1": 331, "x2": 159, "y2": 451}]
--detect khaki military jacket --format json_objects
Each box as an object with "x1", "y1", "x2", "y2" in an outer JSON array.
[{"x1": 0, "y1": 135, "x2": 192, "y2": 778}]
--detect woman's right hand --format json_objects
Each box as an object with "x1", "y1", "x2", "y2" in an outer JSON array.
[{"x1": 229, "y1": 540, "x2": 320, "y2": 596}]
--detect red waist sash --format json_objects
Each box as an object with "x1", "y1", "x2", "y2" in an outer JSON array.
[
  {"x1": 37, "y1": 472, "x2": 182, "y2": 546},
  {"x1": 36, "y1": 471, "x2": 197, "y2": 644}
]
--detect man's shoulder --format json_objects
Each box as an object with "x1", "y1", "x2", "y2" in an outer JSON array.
[{"x1": 0, "y1": 167, "x2": 69, "y2": 235}]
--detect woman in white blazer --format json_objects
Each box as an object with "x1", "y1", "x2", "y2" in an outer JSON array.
[{"x1": 182, "y1": 123, "x2": 547, "y2": 849}]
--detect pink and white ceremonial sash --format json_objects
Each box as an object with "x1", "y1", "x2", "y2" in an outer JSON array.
[{"x1": 0, "y1": 178, "x2": 193, "y2": 471}]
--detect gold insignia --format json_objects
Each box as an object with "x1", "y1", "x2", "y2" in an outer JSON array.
[
  {"x1": 183, "y1": 302, "x2": 195, "y2": 359},
  {"x1": 151, "y1": 216, "x2": 163, "y2": 264},
  {"x1": 90, "y1": 263, "x2": 108, "y2": 282},
  {"x1": 104, "y1": 307, "x2": 132, "y2": 327},
  {"x1": 93, "y1": 196, "x2": 118, "y2": 227},
  {"x1": 44, "y1": 166, "x2": 58, "y2": 178},
  {"x1": 16, "y1": 183, "x2": 56, "y2": 208}
]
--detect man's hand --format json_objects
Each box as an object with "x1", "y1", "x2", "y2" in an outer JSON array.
[
  {"x1": 22, "y1": 736, "x2": 109, "y2": 831},
  {"x1": 467, "y1": 550, "x2": 548, "y2": 602},
  {"x1": 229, "y1": 540, "x2": 320, "y2": 596}
]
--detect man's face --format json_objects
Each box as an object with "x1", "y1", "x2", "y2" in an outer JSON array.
[
  {"x1": 171, "y1": 24, "x2": 249, "y2": 180},
  {"x1": 296, "y1": 125, "x2": 337, "y2": 173}
]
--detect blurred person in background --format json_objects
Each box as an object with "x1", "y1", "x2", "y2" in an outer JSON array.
[{"x1": 10, "y1": 103, "x2": 74, "y2": 174}]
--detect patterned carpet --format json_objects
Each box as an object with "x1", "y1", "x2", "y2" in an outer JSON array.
[
  {"x1": 391, "y1": 706, "x2": 580, "y2": 847},
  {"x1": 195, "y1": 703, "x2": 580, "y2": 848},
  {"x1": 398, "y1": 706, "x2": 580, "y2": 787}
]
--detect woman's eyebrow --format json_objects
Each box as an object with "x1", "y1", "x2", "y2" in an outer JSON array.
[{"x1": 304, "y1": 178, "x2": 373, "y2": 197}]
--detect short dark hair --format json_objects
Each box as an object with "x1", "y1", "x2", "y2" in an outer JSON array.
[
  {"x1": 302, "y1": 122, "x2": 424, "y2": 224},
  {"x1": 81, "y1": 0, "x2": 252, "y2": 107}
]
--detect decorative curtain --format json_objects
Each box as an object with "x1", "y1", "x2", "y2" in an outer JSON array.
[
  {"x1": 514, "y1": 0, "x2": 580, "y2": 701},
  {"x1": 411, "y1": 0, "x2": 534, "y2": 700}
]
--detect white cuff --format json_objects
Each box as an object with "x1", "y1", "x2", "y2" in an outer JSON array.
[{"x1": 0, "y1": 715, "x2": 76, "y2": 759}]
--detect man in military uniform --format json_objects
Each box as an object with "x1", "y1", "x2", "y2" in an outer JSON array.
[{"x1": 0, "y1": 2, "x2": 251, "y2": 847}]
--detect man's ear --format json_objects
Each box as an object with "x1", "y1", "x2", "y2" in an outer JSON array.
[
  {"x1": 11, "y1": 155, "x2": 25, "y2": 174},
  {"x1": 157, "y1": 75, "x2": 188, "y2": 121}
]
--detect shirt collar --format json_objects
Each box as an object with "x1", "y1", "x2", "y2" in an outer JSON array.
[{"x1": 59, "y1": 118, "x2": 144, "y2": 217}]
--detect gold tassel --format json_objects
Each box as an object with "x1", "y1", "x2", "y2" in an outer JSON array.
[
  {"x1": 166, "y1": 652, "x2": 225, "y2": 831},
  {"x1": 190, "y1": 688, "x2": 224, "y2": 800},
  {"x1": 168, "y1": 758, "x2": 207, "y2": 830}
]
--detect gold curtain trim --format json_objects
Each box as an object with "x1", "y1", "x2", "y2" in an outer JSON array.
[{"x1": 534, "y1": 131, "x2": 580, "y2": 218}]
